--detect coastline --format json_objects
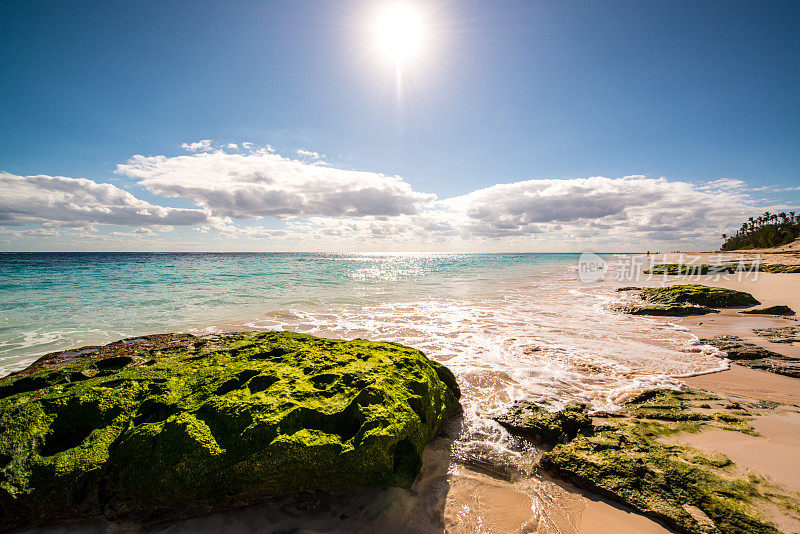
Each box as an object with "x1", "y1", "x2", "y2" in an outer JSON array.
[
  {"x1": 408, "y1": 256, "x2": 800, "y2": 534},
  {"x1": 527, "y1": 252, "x2": 800, "y2": 534}
]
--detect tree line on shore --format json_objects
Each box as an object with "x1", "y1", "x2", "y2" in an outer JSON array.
[{"x1": 721, "y1": 211, "x2": 800, "y2": 250}]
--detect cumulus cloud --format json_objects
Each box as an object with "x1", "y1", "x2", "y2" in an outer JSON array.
[
  {"x1": 0, "y1": 227, "x2": 60, "y2": 238},
  {"x1": 3, "y1": 140, "x2": 795, "y2": 251},
  {"x1": 209, "y1": 174, "x2": 775, "y2": 249},
  {"x1": 0, "y1": 172, "x2": 210, "y2": 228},
  {"x1": 181, "y1": 139, "x2": 213, "y2": 152},
  {"x1": 441, "y1": 176, "x2": 760, "y2": 241},
  {"x1": 297, "y1": 149, "x2": 322, "y2": 159},
  {"x1": 116, "y1": 150, "x2": 435, "y2": 219}
]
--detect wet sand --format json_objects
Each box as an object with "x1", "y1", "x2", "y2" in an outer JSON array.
[
  {"x1": 440, "y1": 465, "x2": 675, "y2": 534},
  {"x1": 684, "y1": 364, "x2": 800, "y2": 405},
  {"x1": 462, "y1": 265, "x2": 800, "y2": 533}
]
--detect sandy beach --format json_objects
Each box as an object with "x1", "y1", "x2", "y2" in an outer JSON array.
[
  {"x1": 501, "y1": 253, "x2": 800, "y2": 534},
  {"x1": 434, "y1": 257, "x2": 800, "y2": 534},
  {"x1": 584, "y1": 254, "x2": 800, "y2": 533}
]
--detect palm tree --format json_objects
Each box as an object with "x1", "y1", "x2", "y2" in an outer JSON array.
[
  {"x1": 722, "y1": 233, "x2": 727, "y2": 241},
  {"x1": 748, "y1": 217, "x2": 755, "y2": 232},
  {"x1": 779, "y1": 212, "x2": 788, "y2": 225}
]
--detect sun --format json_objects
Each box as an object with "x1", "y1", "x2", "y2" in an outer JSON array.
[{"x1": 373, "y1": 3, "x2": 426, "y2": 64}]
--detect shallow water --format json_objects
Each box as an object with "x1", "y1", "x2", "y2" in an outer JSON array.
[{"x1": 1, "y1": 252, "x2": 721, "y2": 532}]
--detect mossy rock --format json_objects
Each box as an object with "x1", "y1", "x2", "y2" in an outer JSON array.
[
  {"x1": 616, "y1": 303, "x2": 718, "y2": 316},
  {"x1": 701, "y1": 335, "x2": 800, "y2": 378},
  {"x1": 538, "y1": 389, "x2": 781, "y2": 534},
  {"x1": 0, "y1": 332, "x2": 461, "y2": 529},
  {"x1": 760, "y1": 264, "x2": 800, "y2": 274},
  {"x1": 740, "y1": 305, "x2": 795, "y2": 316},
  {"x1": 540, "y1": 432, "x2": 778, "y2": 534},
  {"x1": 641, "y1": 284, "x2": 760, "y2": 308},
  {"x1": 493, "y1": 402, "x2": 592, "y2": 445},
  {"x1": 644, "y1": 264, "x2": 730, "y2": 275},
  {"x1": 753, "y1": 326, "x2": 800, "y2": 344},
  {"x1": 644, "y1": 263, "x2": 800, "y2": 275}
]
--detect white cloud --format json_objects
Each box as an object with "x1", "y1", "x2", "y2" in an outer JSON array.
[
  {"x1": 203, "y1": 174, "x2": 779, "y2": 251},
  {"x1": 297, "y1": 149, "x2": 323, "y2": 159},
  {"x1": 440, "y1": 176, "x2": 761, "y2": 241},
  {"x1": 181, "y1": 139, "x2": 213, "y2": 152},
  {"x1": 0, "y1": 172, "x2": 210, "y2": 228},
  {"x1": 4, "y1": 142, "x2": 796, "y2": 251},
  {"x1": 116, "y1": 151, "x2": 435, "y2": 219},
  {"x1": 0, "y1": 227, "x2": 60, "y2": 238}
]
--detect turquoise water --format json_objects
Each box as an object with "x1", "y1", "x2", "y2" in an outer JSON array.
[
  {"x1": 0, "y1": 251, "x2": 723, "y2": 406},
  {"x1": 0, "y1": 252, "x2": 575, "y2": 373}
]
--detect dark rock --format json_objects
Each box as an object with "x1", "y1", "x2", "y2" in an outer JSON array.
[
  {"x1": 752, "y1": 326, "x2": 800, "y2": 344},
  {"x1": 539, "y1": 389, "x2": 781, "y2": 534},
  {"x1": 643, "y1": 263, "x2": 800, "y2": 275},
  {"x1": 644, "y1": 264, "x2": 729, "y2": 275},
  {"x1": 640, "y1": 284, "x2": 760, "y2": 308},
  {"x1": 701, "y1": 335, "x2": 800, "y2": 378},
  {"x1": 615, "y1": 285, "x2": 760, "y2": 317},
  {"x1": 760, "y1": 264, "x2": 800, "y2": 274},
  {"x1": 0, "y1": 331, "x2": 461, "y2": 530},
  {"x1": 614, "y1": 304, "x2": 718, "y2": 316},
  {"x1": 740, "y1": 305, "x2": 795, "y2": 316},
  {"x1": 494, "y1": 402, "x2": 592, "y2": 445},
  {"x1": 460, "y1": 455, "x2": 513, "y2": 481}
]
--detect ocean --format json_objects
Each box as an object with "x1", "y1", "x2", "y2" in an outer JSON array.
[{"x1": 0, "y1": 252, "x2": 726, "y2": 532}]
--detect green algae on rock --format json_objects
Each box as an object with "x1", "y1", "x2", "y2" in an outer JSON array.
[
  {"x1": 643, "y1": 263, "x2": 800, "y2": 275},
  {"x1": 640, "y1": 284, "x2": 760, "y2": 308},
  {"x1": 614, "y1": 303, "x2": 718, "y2": 316},
  {"x1": 0, "y1": 331, "x2": 461, "y2": 530},
  {"x1": 759, "y1": 264, "x2": 800, "y2": 274},
  {"x1": 740, "y1": 305, "x2": 795, "y2": 316},
  {"x1": 644, "y1": 264, "x2": 733, "y2": 275},
  {"x1": 519, "y1": 389, "x2": 786, "y2": 534},
  {"x1": 615, "y1": 285, "x2": 760, "y2": 317},
  {"x1": 701, "y1": 335, "x2": 800, "y2": 378},
  {"x1": 753, "y1": 326, "x2": 800, "y2": 344},
  {"x1": 493, "y1": 402, "x2": 592, "y2": 445}
]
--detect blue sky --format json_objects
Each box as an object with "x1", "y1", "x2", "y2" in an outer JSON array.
[{"x1": 1, "y1": 0, "x2": 799, "y2": 251}]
